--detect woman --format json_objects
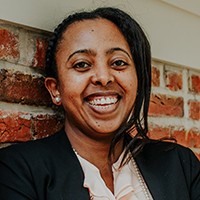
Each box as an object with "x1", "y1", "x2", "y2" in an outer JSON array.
[{"x1": 0, "y1": 7, "x2": 199, "y2": 200}]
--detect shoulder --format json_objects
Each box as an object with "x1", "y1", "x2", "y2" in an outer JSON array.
[
  {"x1": 0, "y1": 128, "x2": 84, "y2": 199},
  {"x1": 142, "y1": 140, "x2": 196, "y2": 158},
  {"x1": 146, "y1": 140, "x2": 196, "y2": 155},
  {"x1": 140, "y1": 140, "x2": 200, "y2": 170},
  {"x1": 0, "y1": 128, "x2": 69, "y2": 163},
  {"x1": 0, "y1": 128, "x2": 77, "y2": 185},
  {"x1": 138, "y1": 141, "x2": 200, "y2": 199}
]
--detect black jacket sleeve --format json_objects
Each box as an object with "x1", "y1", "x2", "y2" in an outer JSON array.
[
  {"x1": 180, "y1": 147, "x2": 200, "y2": 200},
  {"x1": 0, "y1": 145, "x2": 37, "y2": 200}
]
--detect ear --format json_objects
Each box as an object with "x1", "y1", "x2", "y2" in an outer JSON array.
[{"x1": 45, "y1": 77, "x2": 62, "y2": 106}]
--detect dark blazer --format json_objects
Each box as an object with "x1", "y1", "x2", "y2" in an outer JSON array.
[{"x1": 0, "y1": 129, "x2": 199, "y2": 200}]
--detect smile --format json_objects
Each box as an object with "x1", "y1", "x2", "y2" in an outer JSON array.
[
  {"x1": 88, "y1": 96, "x2": 118, "y2": 106},
  {"x1": 84, "y1": 94, "x2": 121, "y2": 113}
]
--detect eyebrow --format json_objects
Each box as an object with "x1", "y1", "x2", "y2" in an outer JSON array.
[
  {"x1": 67, "y1": 49, "x2": 95, "y2": 61},
  {"x1": 67, "y1": 47, "x2": 131, "y2": 61},
  {"x1": 106, "y1": 47, "x2": 132, "y2": 59}
]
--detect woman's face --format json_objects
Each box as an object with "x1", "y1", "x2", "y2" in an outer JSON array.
[{"x1": 46, "y1": 18, "x2": 138, "y2": 140}]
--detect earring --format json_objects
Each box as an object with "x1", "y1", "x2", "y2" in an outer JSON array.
[{"x1": 55, "y1": 96, "x2": 61, "y2": 103}]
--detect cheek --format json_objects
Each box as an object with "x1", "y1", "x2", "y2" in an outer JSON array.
[
  {"x1": 58, "y1": 73, "x2": 90, "y2": 104},
  {"x1": 59, "y1": 72, "x2": 88, "y2": 92},
  {"x1": 117, "y1": 71, "x2": 138, "y2": 94},
  {"x1": 129, "y1": 80, "x2": 138, "y2": 92},
  {"x1": 61, "y1": 89, "x2": 80, "y2": 114}
]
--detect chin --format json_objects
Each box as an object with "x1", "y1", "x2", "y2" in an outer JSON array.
[{"x1": 91, "y1": 126, "x2": 119, "y2": 137}]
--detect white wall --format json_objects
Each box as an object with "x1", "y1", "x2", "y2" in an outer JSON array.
[{"x1": 0, "y1": 0, "x2": 200, "y2": 70}]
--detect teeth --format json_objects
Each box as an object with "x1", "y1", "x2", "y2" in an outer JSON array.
[{"x1": 89, "y1": 97, "x2": 118, "y2": 106}]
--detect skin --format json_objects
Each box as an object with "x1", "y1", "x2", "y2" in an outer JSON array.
[{"x1": 45, "y1": 18, "x2": 138, "y2": 192}]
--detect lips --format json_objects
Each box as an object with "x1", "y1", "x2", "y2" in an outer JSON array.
[
  {"x1": 84, "y1": 94, "x2": 121, "y2": 112},
  {"x1": 88, "y1": 96, "x2": 118, "y2": 106}
]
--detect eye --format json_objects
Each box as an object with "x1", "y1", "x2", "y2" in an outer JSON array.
[
  {"x1": 112, "y1": 60, "x2": 128, "y2": 69},
  {"x1": 73, "y1": 61, "x2": 91, "y2": 71}
]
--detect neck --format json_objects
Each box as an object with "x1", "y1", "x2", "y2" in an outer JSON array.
[
  {"x1": 65, "y1": 124, "x2": 124, "y2": 193},
  {"x1": 65, "y1": 124, "x2": 123, "y2": 167}
]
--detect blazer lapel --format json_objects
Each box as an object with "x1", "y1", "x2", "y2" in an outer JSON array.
[
  {"x1": 135, "y1": 142, "x2": 188, "y2": 200},
  {"x1": 135, "y1": 154, "x2": 169, "y2": 200},
  {"x1": 59, "y1": 129, "x2": 90, "y2": 200}
]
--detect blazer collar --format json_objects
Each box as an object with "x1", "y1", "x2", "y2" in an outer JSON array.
[
  {"x1": 59, "y1": 129, "x2": 182, "y2": 200},
  {"x1": 59, "y1": 129, "x2": 90, "y2": 199},
  {"x1": 135, "y1": 142, "x2": 181, "y2": 200}
]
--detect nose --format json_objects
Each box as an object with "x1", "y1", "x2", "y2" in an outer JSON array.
[{"x1": 91, "y1": 65, "x2": 114, "y2": 86}]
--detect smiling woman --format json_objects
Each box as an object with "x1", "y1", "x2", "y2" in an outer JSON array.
[
  {"x1": 45, "y1": 18, "x2": 138, "y2": 140},
  {"x1": 0, "y1": 7, "x2": 200, "y2": 200}
]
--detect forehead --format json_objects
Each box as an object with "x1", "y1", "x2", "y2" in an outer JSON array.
[
  {"x1": 57, "y1": 18, "x2": 130, "y2": 53},
  {"x1": 64, "y1": 18, "x2": 121, "y2": 36}
]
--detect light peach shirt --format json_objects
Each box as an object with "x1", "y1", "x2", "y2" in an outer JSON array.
[{"x1": 74, "y1": 151, "x2": 153, "y2": 200}]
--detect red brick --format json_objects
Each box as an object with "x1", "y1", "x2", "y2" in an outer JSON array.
[
  {"x1": 149, "y1": 94, "x2": 184, "y2": 117},
  {"x1": 32, "y1": 38, "x2": 48, "y2": 68},
  {"x1": 32, "y1": 114, "x2": 63, "y2": 139},
  {"x1": 148, "y1": 125, "x2": 200, "y2": 151},
  {"x1": 0, "y1": 109, "x2": 64, "y2": 143},
  {"x1": 190, "y1": 74, "x2": 200, "y2": 94},
  {"x1": 195, "y1": 153, "x2": 200, "y2": 161},
  {"x1": 148, "y1": 125, "x2": 171, "y2": 140},
  {"x1": 165, "y1": 70, "x2": 182, "y2": 91},
  {"x1": 0, "y1": 110, "x2": 32, "y2": 142},
  {"x1": 0, "y1": 29, "x2": 19, "y2": 61},
  {"x1": 188, "y1": 100, "x2": 200, "y2": 120},
  {"x1": 171, "y1": 129, "x2": 187, "y2": 147},
  {"x1": 0, "y1": 69, "x2": 52, "y2": 106},
  {"x1": 187, "y1": 128, "x2": 200, "y2": 148},
  {"x1": 152, "y1": 66, "x2": 160, "y2": 87}
]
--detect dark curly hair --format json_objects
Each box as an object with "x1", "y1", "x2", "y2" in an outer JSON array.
[{"x1": 45, "y1": 7, "x2": 152, "y2": 162}]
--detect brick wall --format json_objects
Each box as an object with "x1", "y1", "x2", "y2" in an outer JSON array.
[
  {"x1": 149, "y1": 61, "x2": 200, "y2": 159},
  {"x1": 0, "y1": 20, "x2": 200, "y2": 159},
  {"x1": 0, "y1": 20, "x2": 63, "y2": 145}
]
